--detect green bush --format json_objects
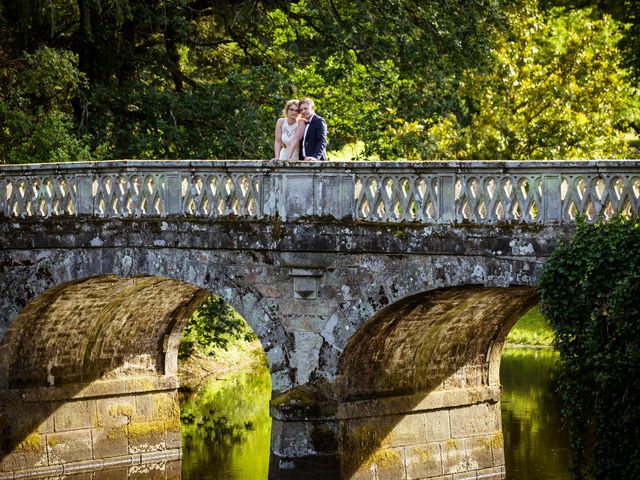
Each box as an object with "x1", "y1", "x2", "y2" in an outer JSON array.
[
  {"x1": 179, "y1": 295, "x2": 256, "y2": 360},
  {"x1": 538, "y1": 216, "x2": 640, "y2": 479}
]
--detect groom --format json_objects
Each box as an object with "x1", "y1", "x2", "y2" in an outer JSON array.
[{"x1": 299, "y1": 98, "x2": 328, "y2": 161}]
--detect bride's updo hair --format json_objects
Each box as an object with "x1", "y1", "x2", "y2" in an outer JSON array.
[{"x1": 282, "y1": 99, "x2": 300, "y2": 118}]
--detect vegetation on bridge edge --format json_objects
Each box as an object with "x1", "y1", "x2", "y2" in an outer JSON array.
[{"x1": 539, "y1": 215, "x2": 640, "y2": 479}]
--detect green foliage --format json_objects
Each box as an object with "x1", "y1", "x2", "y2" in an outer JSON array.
[
  {"x1": 428, "y1": 1, "x2": 637, "y2": 160},
  {"x1": 179, "y1": 295, "x2": 256, "y2": 360},
  {"x1": 0, "y1": 0, "x2": 637, "y2": 161},
  {"x1": 541, "y1": 0, "x2": 640, "y2": 87},
  {"x1": 506, "y1": 306, "x2": 555, "y2": 346},
  {"x1": 0, "y1": 46, "x2": 91, "y2": 163},
  {"x1": 538, "y1": 216, "x2": 640, "y2": 479}
]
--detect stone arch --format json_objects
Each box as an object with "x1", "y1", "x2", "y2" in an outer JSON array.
[
  {"x1": 336, "y1": 285, "x2": 537, "y2": 400},
  {"x1": 0, "y1": 275, "x2": 210, "y2": 389},
  {"x1": 0, "y1": 247, "x2": 294, "y2": 393},
  {"x1": 335, "y1": 285, "x2": 537, "y2": 479},
  {"x1": 0, "y1": 256, "x2": 288, "y2": 477}
]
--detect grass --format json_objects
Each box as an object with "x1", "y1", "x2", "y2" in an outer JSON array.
[{"x1": 505, "y1": 305, "x2": 555, "y2": 347}]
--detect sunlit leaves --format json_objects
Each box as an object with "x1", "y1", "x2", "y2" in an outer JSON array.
[
  {"x1": 0, "y1": 46, "x2": 91, "y2": 163},
  {"x1": 427, "y1": 1, "x2": 636, "y2": 160}
]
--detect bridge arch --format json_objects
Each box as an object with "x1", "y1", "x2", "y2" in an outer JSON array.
[
  {"x1": 0, "y1": 251, "x2": 293, "y2": 478},
  {"x1": 335, "y1": 285, "x2": 537, "y2": 479},
  {"x1": 0, "y1": 248, "x2": 294, "y2": 393}
]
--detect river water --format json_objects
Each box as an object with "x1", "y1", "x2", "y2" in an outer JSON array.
[
  {"x1": 36, "y1": 347, "x2": 569, "y2": 479},
  {"x1": 178, "y1": 346, "x2": 571, "y2": 480}
]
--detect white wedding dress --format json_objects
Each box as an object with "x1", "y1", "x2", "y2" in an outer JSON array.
[{"x1": 279, "y1": 120, "x2": 300, "y2": 160}]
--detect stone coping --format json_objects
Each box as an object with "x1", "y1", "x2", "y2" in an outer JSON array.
[
  {"x1": 0, "y1": 375, "x2": 178, "y2": 404},
  {"x1": 0, "y1": 449, "x2": 181, "y2": 479},
  {"x1": 336, "y1": 385, "x2": 502, "y2": 420},
  {"x1": 2, "y1": 159, "x2": 640, "y2": 171}
]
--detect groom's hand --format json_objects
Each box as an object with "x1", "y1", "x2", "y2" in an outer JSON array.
[{"x1": 304, "y1": 156, "x2": 316, "y2": 161}]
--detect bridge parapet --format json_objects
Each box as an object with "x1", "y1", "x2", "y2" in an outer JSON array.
[{"x1": 1, "y1": 160, "x2": 640, "y2": 223}]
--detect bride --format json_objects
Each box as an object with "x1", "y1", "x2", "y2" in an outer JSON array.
[{"x1": 271, "y1": 99, "x2": 305, "y2": 161}]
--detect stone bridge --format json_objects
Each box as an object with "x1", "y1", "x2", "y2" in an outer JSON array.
[{"x1": 1, "y1": 160, "x2": 639, "y2": 480}]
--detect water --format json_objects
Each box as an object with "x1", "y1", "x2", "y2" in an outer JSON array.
[
  {"x1": 500, "y1": 347, "x2": 571, "y2": 480},
  {"x1": 180, "y1": 369, "x2": 272, "y2": 480},
  {"x1": 37, "y1": 348, "x2": 570, "y2": 479}
]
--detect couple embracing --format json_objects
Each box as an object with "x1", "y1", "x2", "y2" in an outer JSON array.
[{"x1": 271, "y1": 97, "x2": 327, "y2": 162}]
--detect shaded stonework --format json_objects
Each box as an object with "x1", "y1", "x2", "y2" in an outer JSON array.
[{"x1": 1, "y1": 160, "x2": 638, "y2": 479}]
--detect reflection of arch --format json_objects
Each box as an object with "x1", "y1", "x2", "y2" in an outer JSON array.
[{"x1": 335, "y1": 285, "x2": 537, "y2": 479}]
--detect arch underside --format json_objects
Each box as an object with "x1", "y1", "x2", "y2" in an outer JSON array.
[
  {"x1": 337, "y1": 285, "x2": 538, "y2": 402},
  {"x1": 0, "y1": 275, "x2": 209, "y2": 389},
  {"x1": 334, "y1": 285, "x2": 538, "y2": 480}
]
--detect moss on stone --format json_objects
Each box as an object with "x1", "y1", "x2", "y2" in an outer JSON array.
[
  {"x1": 487, "y1": 432, "x2": 504, "y2": 449},
  {"x1": 16, "y1": 432, "x2": 42, "y2": 451},
  {"x1": 411, "y1": 446, "x2": 434, "y2": 462},
  {"x1": 154, "y1": 396, "x2": 180, "y2": 421},
  {"x1": 109, "y1": 404, "x2": 134, "y2": 419},
  {"x1": 107, "y1": 427, "x2": 127, "y2": 440},
  {"x1": 362, "y1": 448, "x2": 401, "y2": 469},
  {"x1": 47, "y1": 436, "x2": 61, "y2": 447},
  {"x1": 271, "y1": 380, "x2": 337, "y2": 419},
  {"x1": 127, "y1": 420, "x2": 166, "y2": 438}
]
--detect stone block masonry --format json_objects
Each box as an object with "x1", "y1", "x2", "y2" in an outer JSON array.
[
  {"x1": 0, "y1": 376, "x2": 181, "y2": 479},
  {"x1": 1, "y1": 160, "x2": 639, "y2": 479}
]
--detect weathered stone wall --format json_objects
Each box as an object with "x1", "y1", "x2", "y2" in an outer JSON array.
[
  {"x1": 7, "y1": 157, "x2": 626, "y2": 479},
  {"x1": 0, "y1": 219, "x2": 558, "y2": 478},
  {"x1": 0, "y1": 375, "x2": 181, "y2": 479},
  {"x1": 0, "y1": 218, "x2": 560, "y2": 393}
]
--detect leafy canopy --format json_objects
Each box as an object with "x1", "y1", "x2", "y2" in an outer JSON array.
[{"x1": 0, "y1": 0, "x2": 637, "y2": 161}]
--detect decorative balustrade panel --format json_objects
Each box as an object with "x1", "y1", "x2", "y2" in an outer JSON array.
[
  {"x1": 3, "y1": 175, "x2": 77, "y2": 218},
  {"x1": 455, "y1": 174, "x2": 543, "y2": 223},
  {"x1": 561, "y1": 174, "x2": 640, "y2": 222},
  {"x1": 354, "y1": 174, "x2": 440, "y2": 222},
  {"x1": 2, "y1": 161, "x2": 640, "y2": 223},
  {"x1": 93, "y1": 173, "x2": 165, "y2": 217},
  {"x1": 182, "y1": 173, "x2": 261, "y2": 217}
]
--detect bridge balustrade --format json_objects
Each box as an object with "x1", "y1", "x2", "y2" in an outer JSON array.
[{"x1": 1, "y1": 160, "x2": 639, "y2": 223}]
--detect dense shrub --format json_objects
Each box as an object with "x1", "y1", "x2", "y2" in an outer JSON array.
[{"x1": 538, "y1": 216, "x2": 640, "y2": 479}]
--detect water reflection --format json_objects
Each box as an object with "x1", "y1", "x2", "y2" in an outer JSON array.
[
  {"x1": 33, "y1": 347, "x2": 568, "y2": 479},
  {"x1": 180, "y1": 368, "x2": 272, "y2": 480},
  {"x1": 501, "y1": 347, "x2": 571, "y2": 480}
]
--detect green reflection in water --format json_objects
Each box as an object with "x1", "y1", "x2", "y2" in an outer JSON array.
[
  {"x1": 501, "y1": 347, "x2": 571, "y2": 480},
  {"x1": 180, "y1": 367, "x2": 272, "y2": 480}
]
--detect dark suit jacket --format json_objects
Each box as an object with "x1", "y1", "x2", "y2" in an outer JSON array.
[{"x1": 299, "y1": 114, "x2": 328, "y2": 161}]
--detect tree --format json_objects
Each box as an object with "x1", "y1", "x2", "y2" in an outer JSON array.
[
  {"x1": 179, "y1": 294, "x2": 256, "y2": 359},
  {"x1": 0, "y1": 46, "x2": 91, "y2": 163},
  {"x1": 541, "y1": 0, "x2": 640, "y2": 86},
  {"x1": 538, "y1": 216, "x2": 640, "y2": 479},
  {"x1": 426, "y1": 1, "x2": 637, "y2": 160},
  {"x1": 0, "y1": 0, "x2": 508, "y2": 160}
]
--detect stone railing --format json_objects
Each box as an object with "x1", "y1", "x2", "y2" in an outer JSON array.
[{"x1": 1, "y1": 160, "x2": 639, "y2": 224}]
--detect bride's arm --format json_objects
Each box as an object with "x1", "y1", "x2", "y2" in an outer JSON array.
[{"x1": 272, "y1": 118, "x2": 284, "y2": 161}]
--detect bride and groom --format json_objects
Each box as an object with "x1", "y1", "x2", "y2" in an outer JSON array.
[{"x1": 271, "y1": 97, "x2": 328, "y2": 162}]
